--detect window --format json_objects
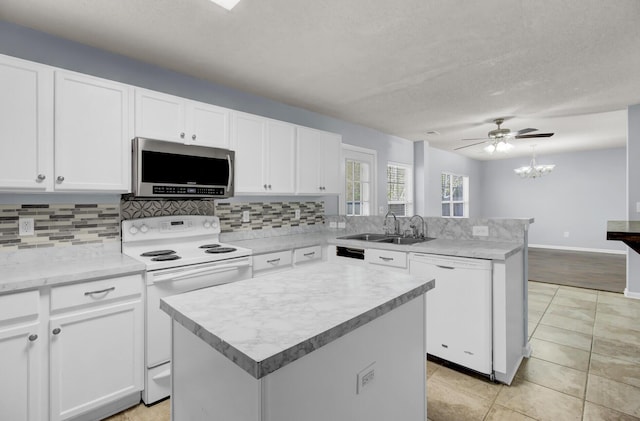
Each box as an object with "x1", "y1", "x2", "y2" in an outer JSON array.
[
  {"x1": 342, "y1": 146, "x2": 376, "y2": 216},
  {"x1": 441, "y1": 172, "x2": 469, "y2": 217},
  {"x1": 387, "y1": 163, "x2": 413, "y2": 216}
]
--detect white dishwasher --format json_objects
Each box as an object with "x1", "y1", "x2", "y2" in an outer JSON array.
[{"x1": 409, "y1": 253, "x2": 493, "y2": 376}]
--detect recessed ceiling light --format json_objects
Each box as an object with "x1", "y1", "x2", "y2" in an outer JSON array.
[{"x1": 210, "y1": 0, "x2": 241, "y2": 10}]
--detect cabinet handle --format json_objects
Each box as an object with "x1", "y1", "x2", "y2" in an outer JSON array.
[
  {"x1": 84, "y1": 286, "x2": 116, "y2": 296},
  {"x1": 192, "y1": 134, "x2": 197, "y2": 140},
  {"x1": 436, "y1": 265, "x2": 455, "y2": 270},
  {"x1": 180, "y1": 132, "x2": 185, "y2": 139},
  {"x1": 268, "y1": 184, "x2": 272, "y2": 189},
  {"x1": 303, "y1": 252, "x2": 316, "y2": 257},
  {"x1": 266, "y1": 258, "x2": 281, "y2": 264},
  {"x1": 379, "y1": 256, "x2": 394, "y2": 261},
  {"x1": 56, "y1": 176, "x2": 64, "y2": 183},
  {"x1": 264, "y1": 184, "x2": 268, "y2": 189},
  {"x1": 28, "y1": 334, "x2": 38, "y2": 342},
  {"x1": 52, "y1": 328, "x2": 61, "y2": 335},
  {"x1": 36, "y1": 174, "x2": 46, "y2": 182}
]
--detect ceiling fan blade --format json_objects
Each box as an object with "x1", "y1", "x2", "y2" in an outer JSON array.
[
  {"x1": 460, "y1": 137, "x2": 488, "y2": 141},
  {"x1": 515, "y1": 128, "x2": 537, "y2": 135},
  {"x1": 454, "y1": 140, "x2": 487, "y2": 151},
  {"x1": 515, "y1": 132, "x2": 554, "y2": 139}
]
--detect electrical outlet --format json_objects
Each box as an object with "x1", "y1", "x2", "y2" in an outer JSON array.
[
  {"x1": 472, "y1": 226, "x2": 489, "y2": 236},
  {"x1": 356, "y1": 362, "x2": 376, "y2": 394},
  {"x1": 19, "y1": 217, "x2": 35, "y2": 236},
  {"x1": 242, "y1": 210, "x2": 250, "y2": 223},
  {"x1": 294, "y1": 209, "x2": 301, "y2": 219}
]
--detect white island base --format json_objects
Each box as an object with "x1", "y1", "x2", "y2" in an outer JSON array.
[{"x1": 170, "y1": 295, "x2": 427, "y2": 421}]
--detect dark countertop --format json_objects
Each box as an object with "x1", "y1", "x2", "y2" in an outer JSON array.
[{"x1": 607, "y1": 220, "x2": 640, "y2": 254}]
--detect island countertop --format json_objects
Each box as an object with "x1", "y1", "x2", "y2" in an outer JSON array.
[{"x1": 160, "y1": 261, "x2": 434, "y2": 379}]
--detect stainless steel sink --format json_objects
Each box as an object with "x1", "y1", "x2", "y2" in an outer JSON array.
[
  {"x1": 337, "y1": 233, "x2": 435, "y2": 245},
  {"x1": 378, "y1": 236, "x2": 435, "y2": 245},
  {"x1": 337, "y1": 233, "x2": 391, "y2": 241}
]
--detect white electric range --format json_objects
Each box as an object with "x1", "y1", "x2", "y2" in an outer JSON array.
[{"x1": 121, "y1": 215, "x2": 252, "y2": 404}]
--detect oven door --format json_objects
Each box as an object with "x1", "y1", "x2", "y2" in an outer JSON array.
[{"x1": 145, "y1": 256, "x2": 251, "y2": 368}]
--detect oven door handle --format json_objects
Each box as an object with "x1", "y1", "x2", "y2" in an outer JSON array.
[{"x1": 152, "y1": 261, "x2": 250, "y2": 283}]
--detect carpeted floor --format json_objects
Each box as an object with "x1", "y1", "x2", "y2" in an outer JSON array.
[{"x1": 528, "y1": 248, "x2": 626, "y2": 293}]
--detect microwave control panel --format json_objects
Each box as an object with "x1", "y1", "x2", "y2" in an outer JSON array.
[{"x1": 152, "y1": 185, "x2": 226, "y2": 196}]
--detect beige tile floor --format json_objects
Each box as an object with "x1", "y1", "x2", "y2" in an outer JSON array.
[{"x1": 106, "y1": 281, "x2": 640, "y2": 421}]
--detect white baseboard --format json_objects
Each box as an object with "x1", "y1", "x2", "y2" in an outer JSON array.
[
  {"x1": 528, "y1": 244, "x2": 627, "y2": 255},
  {"x1": 624, "y1": 288, "x2": 640, "y2": 300}
]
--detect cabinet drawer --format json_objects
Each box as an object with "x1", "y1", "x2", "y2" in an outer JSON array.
[
  {"x1": 253, "y1": 250, "x2": 293, "y2": 272},
  {"x1": 366, "y1": 248, "x2": 407, "y2": 269},
  {"x1": 0, "y1": 290, "x2": 39, "y2": 322},
  {"x1": 51, "y1": 274, "x2": 142, "y2": 312},
  {"x1": 293, "y1": 245, "x2": 322, "y2": 264}
]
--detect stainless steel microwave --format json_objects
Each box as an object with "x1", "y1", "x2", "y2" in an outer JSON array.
[{"x1": 132, "y1": 138, "x2": 234, "y2": 198}]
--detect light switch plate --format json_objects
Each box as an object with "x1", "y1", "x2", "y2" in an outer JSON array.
[
  {"x1": 637, "y1": 202, "x2": 640, "y2": 212},
  {"x1": 329, "y1": 221, "x2": 337, "y2": 228},
  {"x1": 338, "y1": 222, "x2": 346, "y2": 229}
]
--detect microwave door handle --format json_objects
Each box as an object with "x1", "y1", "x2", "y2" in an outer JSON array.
[
  {"x1": 153, "y1": 261, "x2": 250, "y2": 283},
  {"x1": 227, "y1": 154, "x2": 233, "y2": 193}
]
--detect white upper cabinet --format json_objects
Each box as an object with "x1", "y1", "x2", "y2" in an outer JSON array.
[
  {"x1": 0, "y1": 54, "x2": 53, "y2": 191},
  {"x1": 296, "y1": 126, "x2": 342, "y2": 194},
  {"x1": 231, "y1": 112, "x2": 295, "y2": 194},
  {"x1": 54, "y1": 71, "x2": 132, "y2": 192},
  {"x1": 135, "y1": 88, "x2": 230, "y2": 148}
]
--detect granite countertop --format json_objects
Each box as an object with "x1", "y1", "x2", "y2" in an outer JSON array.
[
  {"x1": 0, "y1": 247, "x2": 145, "y2": 294},
  {"x1": 160, "y1": 261, "x2": 435, "y2": 380},
  {"x1": 226, "y1": 231, "x2": 522, "y2": 260},
  {"x1": 224, "y1": 232, "x2": 334, "y2": 254},
  {"x1": 329, "y1": 236, "x2": 522, "y2": 260}
]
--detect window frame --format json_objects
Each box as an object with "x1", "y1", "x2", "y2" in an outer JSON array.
[
  {"x1": 340, "y1": 145, "x2": 378, "y2": 216},
  {"x1": 386, "y1": 161, "x2": 413, "y2": 217},
  {"x1": 441, "y1": 172, "x2": 469, "y2": 218}
]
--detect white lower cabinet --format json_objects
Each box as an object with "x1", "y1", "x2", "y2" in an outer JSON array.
[
  {"x1": 293, "y1": 245, "x2": 322, "y2": 265},
  {"x1": 253, "y1": 250, "x2": 293, "y2": 276},
  {"x1": 0, "y1": 274, "x2": 144, "y2": 421},
  {"x1": 48, "y1": 274, "x2": 143, "y2": 421},
  {"x1": 0, "y1": 290, "x2": 42, "y2": 421}
]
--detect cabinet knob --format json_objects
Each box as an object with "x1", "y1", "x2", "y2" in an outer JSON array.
[
  {"x1": 36, "y1": 174, "x2": 46, "y2": 182},
  {"x1": 52, "y1": 328, "x2": 61, "y2": 335},
  {"x1": 28, "y1": 334, "x2": 38, "y2": 342},
  {"x1": 268, "y1": 184, "x2": 272, "y2": 189},
  {"x1": 192, "y1": 134, "x2": 197, "y2": 140},
  {"x1": 56, "y1": 176, "x2": 64, "y2": 183},
  {"x1": 264, "y1": 184, "x2": 268, "y2": 189},
  {"x1": 180, "y1": 132, "x2": 185, "y2": 139}
]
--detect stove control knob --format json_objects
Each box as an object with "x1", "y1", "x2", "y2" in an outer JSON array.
[
  {"x1": 203, "y1": 220, "x2": 211, "y2": 229},
  {"x1": 211, "y1": 220, "x2": 219, "y2": 229},
  {"x1": 129, "y1": 226, "x2": 139, "y2": 235},
  {"x1": 140, "y1": 224, "x2": 149, "y2": 233}
]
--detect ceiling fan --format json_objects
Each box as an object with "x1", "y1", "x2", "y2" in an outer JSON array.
[{"x1": 455, "y1": 118, "x2": 554, "y2": 153}]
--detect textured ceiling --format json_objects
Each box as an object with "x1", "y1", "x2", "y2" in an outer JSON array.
[{"x1": 1, "y1": 0, "x2": 639, "y2": 160}]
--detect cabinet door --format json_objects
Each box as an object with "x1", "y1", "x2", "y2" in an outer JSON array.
[
  {"x1": 320, "y1": 131, "x2": 342, "y2": 194},
  {"x1": 187, "y1": 100, "x2": 230, "y2": 148},
  {"x1": 0, "y1": 54, "x2": 53, "y2": 191},
  {"x1": 295, "y1": 126, "x2": 321, "y2": 193},
  {"x1": 266, "y1": 120, "x2": 296, "y2": 194},
  {"x1": 134, "y1": 88, "x2": 186, "y2": 143},
  {"x1": 49, "y1": 300, "x2": 143, "y2": 421},
  {"x1": 231, "y1": 112, "x2": 267, "y2": 193},
  {"x1": 54, "y1": 71, "x2": 132, "y2": 192},
  {"x1": 0, "y1": 322, "x2": 42, "y2": 421}
]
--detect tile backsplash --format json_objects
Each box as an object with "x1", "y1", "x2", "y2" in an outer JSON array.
[
  {"x1": 121, "y1": 198, "x2": 324, "y2": 233},
  {"x1": 0, "y1": 204, "x2": 120, "y2": 250}
]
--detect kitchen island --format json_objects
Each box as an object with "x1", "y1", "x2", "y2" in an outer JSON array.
[{"x1": 160, "y1": 262, "x2": 435, "y2": 421}]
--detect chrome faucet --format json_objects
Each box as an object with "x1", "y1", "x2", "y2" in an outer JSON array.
[
  {"x1": 409, "y1": 215, "x2": 427, "y2": 238},
  {"x1": 384, "y1": 210, "x2": 399, "y2": 235}
]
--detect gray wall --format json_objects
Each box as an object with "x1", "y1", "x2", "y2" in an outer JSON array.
[
  {"x1": 627, "y1": 104, "x2": 640, "y2": 295},
  {"x1": 480, "y1": 147, "x2": 627, "y2": 252},
  {"x1": 0, "y1": 20, "x2": 414, "y2": 214}
]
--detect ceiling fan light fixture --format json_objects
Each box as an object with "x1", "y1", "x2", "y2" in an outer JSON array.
[
  {"x1": 209, "y1": 0, "x2": 241, "y2": 10},
  {"x1": 496, "y1": 141, "x2": 513, "y2": 152},
  {"x1": 484, "y1": 144, "x2": 496, "y2": 154}
]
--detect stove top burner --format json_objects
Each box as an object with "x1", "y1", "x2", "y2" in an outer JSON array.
[
  {"x1": 141, "y1": 249, "x2": 177, "y2": 257},
  {"x1": 199, "y1": 244, "x2": 221, "y2": 249},
  {"x1": 205, "y1": 247, "x2": 237, "y2": 254},
  {"x1": 151, "y1": 255, "x2": 182, "y2": 261}
]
